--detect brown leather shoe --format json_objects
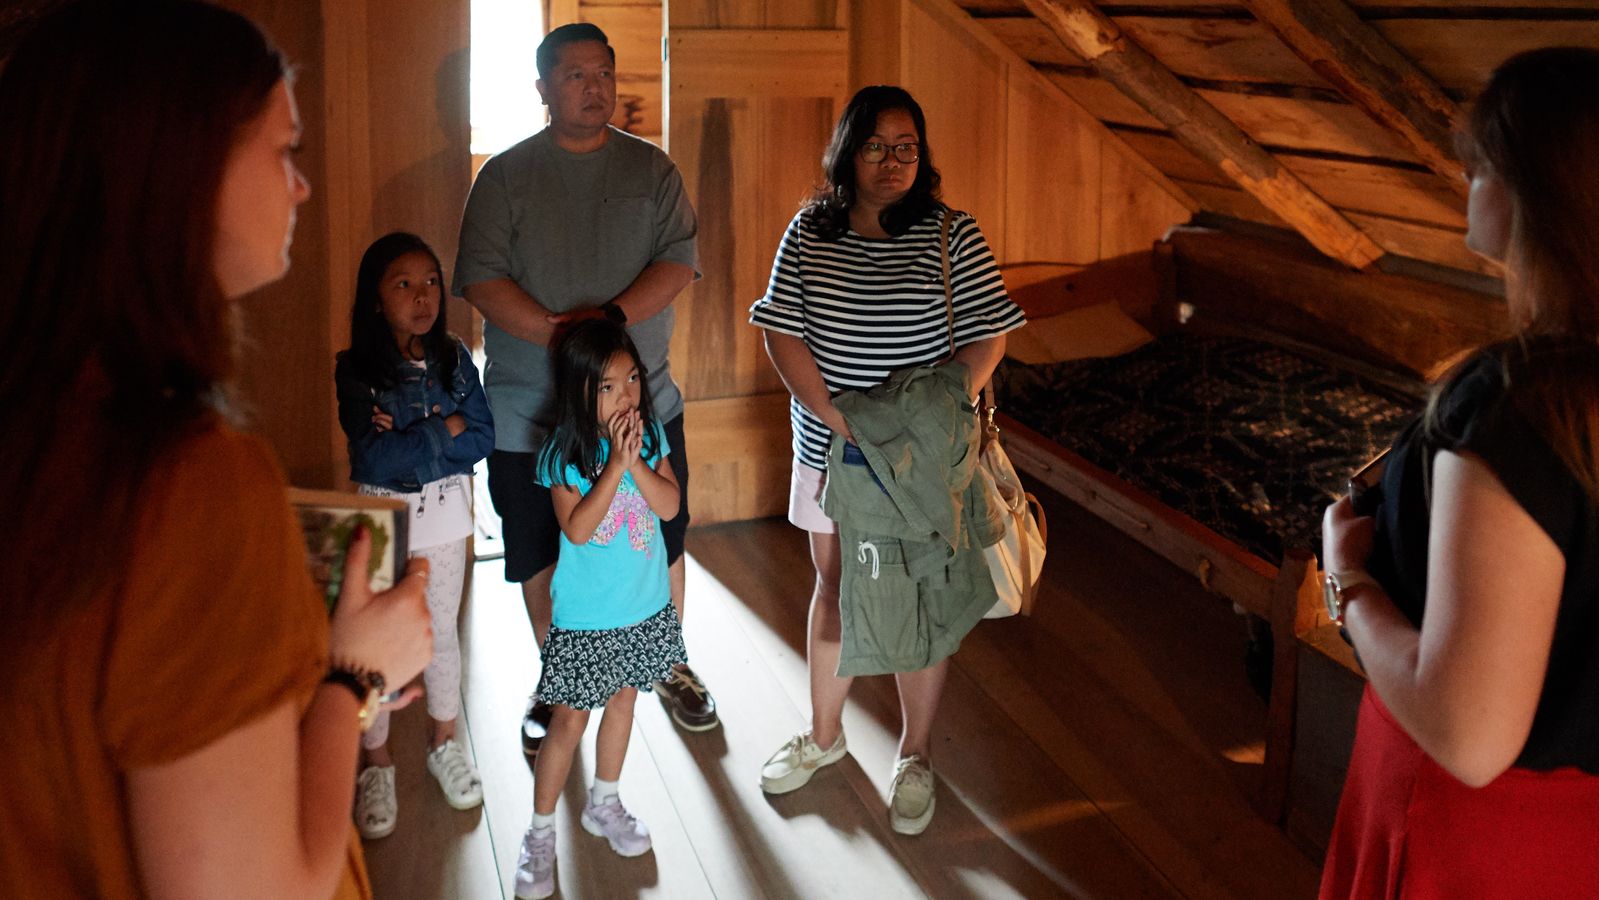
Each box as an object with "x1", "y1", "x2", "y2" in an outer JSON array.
[
  {"x1": 654, "y1": 665, "x2": 719, "y2": 732},
  {"x1": 521, "y1": 696, "x2": 553, "y2": 757}
]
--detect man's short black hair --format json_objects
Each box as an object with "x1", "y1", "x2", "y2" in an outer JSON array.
[{"x1": 536, "y1": 23, "x2": 614, "y2": 81}]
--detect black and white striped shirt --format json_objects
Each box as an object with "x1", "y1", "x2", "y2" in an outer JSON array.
[{"x1": 749, "y1": 206, "x2": 1025, "y2": 470}]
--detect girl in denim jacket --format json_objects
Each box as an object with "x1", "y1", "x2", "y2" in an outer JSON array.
[{"x1": 334, "y1": 232, "x2": 494, "y2": 838}]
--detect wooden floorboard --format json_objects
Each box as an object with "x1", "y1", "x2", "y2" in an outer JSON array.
[
  {"x1": 360, "y1": 678, "x2": 501, "y2": 900},
  {"x1": 689, "y1": 527, "x2": 1180, "y2": 899},
  {"x1": 365, "y1": 483, "x2": 1320, "y2": 899},
  {"x1": 632, "y1": 561, "x2": 931, "y2": 900},
  {"x1": 463, "y1": 561, "x2": 716, "y2": 900},
  {"x1": 944, "y1": 494, "x2": 1321, "y2": 899}
]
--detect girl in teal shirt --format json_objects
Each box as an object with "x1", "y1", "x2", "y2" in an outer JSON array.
[{"x1": 512, "y1": 319, "x2": 687, "y2": 900}]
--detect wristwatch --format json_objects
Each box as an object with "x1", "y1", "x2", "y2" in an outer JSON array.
[
  {"x1": 324, "y1": 664, "x2": 387, "y2": 732},
  {"x1": 1322, "y1": 570, "x2": 1378, "y2": 626},
  {"x1": 600, "y1": 301, "x2": 627, "y2": 326}
]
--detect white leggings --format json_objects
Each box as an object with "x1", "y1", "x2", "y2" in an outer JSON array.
[{"x1": 362, "y1": 537, "x2": 468, "y2": 749}]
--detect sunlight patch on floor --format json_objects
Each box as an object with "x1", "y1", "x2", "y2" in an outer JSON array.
[
  {"x1": 1002, "y1": 798, "x2": 1126, "y2": 833},
  {"x1": 953, "y1": 867, "x2": 1044, "y2": 900},
  {"x1": 1221, "y1": 740, "x2": 1267, "y2": 765}
]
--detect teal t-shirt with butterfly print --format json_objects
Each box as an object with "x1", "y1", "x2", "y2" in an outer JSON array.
[{"x1": 538, "y1": 422, "x2": 672, "y2": 630}]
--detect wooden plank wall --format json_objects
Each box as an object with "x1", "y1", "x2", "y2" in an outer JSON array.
[
  {"x1": 954, "y1": 0, "x2": 1599, "y2": 279},
  {"x1": 219, "y1": 0, "x2": 470, "y2": 489},
  {"x1": 218, "y1": 0, "x2": 336, "y2": 488},
  {"x1": 663, "y1": 0, "x2": 1197, "y2": 524},
  {"x1": 548, "y1": 0, "x2": 664, "y2": 145},
  {"x1": 859, "y1": 0, "x2": 1196, "y2": 288},
  {"x1": 29, "y1": 0, "x2": 1195, "y2": 510},
  {"x1": 325, "y1": 0, "x2": 473, "y2": 491},
  {"x1": 663, "y1": 1, "x2": 851, "y2": 525}
]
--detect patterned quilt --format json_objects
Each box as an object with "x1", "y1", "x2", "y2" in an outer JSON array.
[{"x1": 993, "y1": 333, "x2": 1422, "y2": 564}]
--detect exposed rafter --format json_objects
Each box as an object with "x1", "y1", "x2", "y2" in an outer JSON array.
[
  {"x1": 1019, "y1": 0, "x2": 1385, "y2": 269},
  {"x1": 1240, "y1": 0, "x2": 1466, "y2": 197},
  {"x1": 916, "y1": 0, "x2": 1200, "y2": 216}
]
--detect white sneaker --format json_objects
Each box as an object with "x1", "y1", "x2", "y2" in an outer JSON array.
[
  {"x1": 426, "y1": 739, "x2": 484, "y2": 810},
  {"x1": 889, "y1": 754, "x2": 936, "y2": 835},
  {"x1": 760, "y1": 730, "x2": 847, "y2": 794},
  {"x1": 354, "y1": 765, "x2": 397, "y2": 840},
  {"x1": 580, "y1": 795, "x2": 652, "y2": 857},
  {"x1": 513, "y1": 826, "x2": 556, "y2": 899}
]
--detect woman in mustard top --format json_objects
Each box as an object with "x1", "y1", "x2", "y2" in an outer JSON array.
[{"x1": 0, "y1": 3, "x2": 432, "y2": 898}]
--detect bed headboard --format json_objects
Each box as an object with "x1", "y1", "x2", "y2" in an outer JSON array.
[{"x1": 1154, "y1": 227, "x2": 1510, "y2": 381}]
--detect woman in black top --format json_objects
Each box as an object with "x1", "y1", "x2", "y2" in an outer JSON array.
[{"x1": 1319, "y1": 48, "x2": 1599, "y2": 898}]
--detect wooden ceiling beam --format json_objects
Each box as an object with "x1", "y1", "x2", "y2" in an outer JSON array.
[
  {"x1": 1240, "y1": 0, "x2": 1466, "y2": 197},
  {"x1": 1019, "y1": 0, "x2": 1385, "y2": 269}
]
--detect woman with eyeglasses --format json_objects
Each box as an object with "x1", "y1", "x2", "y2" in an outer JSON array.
[{"x1": 748, "y1": 85, "x2": 1024, "y2": 835}]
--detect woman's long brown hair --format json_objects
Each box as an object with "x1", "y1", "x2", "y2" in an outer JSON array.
[
  {"x1": 1427, "y1": 47, "x2": 1599, "y2": 499},
  {"x1": 0, "y1": 1, "x2": 286, "y2": 634}
]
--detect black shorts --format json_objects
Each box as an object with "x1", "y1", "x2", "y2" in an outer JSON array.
[{"x1": 488, "y1": 412, "x2": 691, "y2": 583}]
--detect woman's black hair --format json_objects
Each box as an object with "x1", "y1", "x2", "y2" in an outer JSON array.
[
  {"x1": 537, "y1": 319, "x2": 660, "y2": 486},
  {"x1": 341, "y1": 231, "x2": 457, "y2": 390},
  {"x1": 804, "y1": 85, "x2": 943, "y2": 240}
]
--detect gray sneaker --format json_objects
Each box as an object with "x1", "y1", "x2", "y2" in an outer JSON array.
[
  {"x1": 425, "y1": 739, "x2": 484, "y2": 810},
  {"x1": 759, "y1": 730, "x2": 847, "y2": 795},
  {"x1": 580, "y1": 796, "x2": 652, "y2": 857},
  {"x1": 353, "y1": 765, "x2": 396, "y2": 840},
  {"x1": 513, "y1": 826, "x2": 556, "y2": 899},
  {"x1": 888, "y1": 754, "x2": 935, "y2": 835}
]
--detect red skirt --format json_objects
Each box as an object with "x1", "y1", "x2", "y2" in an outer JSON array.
[{"x1": 1321, "y1": 686, "x2": 1599, "y2": 899}]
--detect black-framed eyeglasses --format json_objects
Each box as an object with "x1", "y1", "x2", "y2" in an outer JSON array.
[{"x1": 858, "y1": 141, "x2": 920, "y2": 164}]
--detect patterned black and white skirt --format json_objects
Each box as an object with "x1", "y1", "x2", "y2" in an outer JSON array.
[{"x1": 535, "y1": 602, "x2": 688, "y2": 710}]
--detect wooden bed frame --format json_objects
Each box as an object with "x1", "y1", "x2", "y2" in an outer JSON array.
[{"x1": 998, "y1": 226, "x2": 1508, "y2": 824}]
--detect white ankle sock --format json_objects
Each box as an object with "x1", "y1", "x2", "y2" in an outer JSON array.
[
  {"x1": 530, "y1": 811, "x2": 555, "y2": 832},
  {"x1": 589, "y1": 778, "x2": 619, "y2": 806}
]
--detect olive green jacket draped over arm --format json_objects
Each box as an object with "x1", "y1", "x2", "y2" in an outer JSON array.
[{"x1": 823, "y1": 363, "x2": 1005, "y2": 677}]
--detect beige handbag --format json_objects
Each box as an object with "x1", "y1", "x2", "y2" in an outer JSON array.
[{"x1": 937, "y1": 212, "x2": 1048, "y2": 617}]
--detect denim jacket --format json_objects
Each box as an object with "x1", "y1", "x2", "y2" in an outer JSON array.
[{"x1": 335, "y1": 338, "x2": 494, "y2": 492}]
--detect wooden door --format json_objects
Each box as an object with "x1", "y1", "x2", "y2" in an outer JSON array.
[{"x1": 665, "y1": 1, "x2": 850, "y2": 525}]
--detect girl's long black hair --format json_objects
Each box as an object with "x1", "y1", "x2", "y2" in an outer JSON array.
[
  {"x1": 341, "y1": 231, "x2": 457, "y2": 389},
  {"x1": 804, "y1": 84, "x2": 943, "y2": 240},
  {"x1": 537, "y1": 319, "x2": 660, "y2": 486}
]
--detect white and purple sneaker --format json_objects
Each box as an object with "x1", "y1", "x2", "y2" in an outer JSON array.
[
  {"x1": 580, "y1": 795, "x2": 652, "y2": 857},
  {"x1": 513, "y1": 825, "x2": 556, "y2": 899}
]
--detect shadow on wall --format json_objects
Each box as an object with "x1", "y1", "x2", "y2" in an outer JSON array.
[{"x1": 371, "y1": 47, "x2": 476, "y2": 346}]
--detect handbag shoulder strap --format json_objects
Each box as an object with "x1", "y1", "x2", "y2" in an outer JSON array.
[
  {"x1": 939, "y1": 209, "x2": 955, "y2": 361},
  {"x1": 938, "y1": 208, "x2": 1000, "y2": 442}
]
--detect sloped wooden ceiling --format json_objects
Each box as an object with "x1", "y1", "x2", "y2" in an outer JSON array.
[{"x1": 954, "y1": 0, "x2": 1599, "y2": 277}]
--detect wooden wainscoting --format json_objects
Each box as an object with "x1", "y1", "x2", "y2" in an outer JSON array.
[{"x1": 681, "y1": 392, "x2": 794, "y2": 527}]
